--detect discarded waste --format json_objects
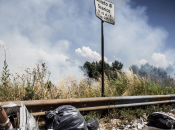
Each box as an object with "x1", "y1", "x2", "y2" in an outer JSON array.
[
  {"x1": 0, "y1": 102, "x2": 38, "y2": 130},
  {"x1": 86, "y1": 119, "x2": 99, "y2": 130},
  {"x1": 45, "y1": 110, "x2": 56, "y2": 130},
  {"x1": 0, "y1": 106, "x2": 13, "y2": 130},
  {"x1": 148, "y1": 112, "x2": 175, "y2": 129},
  {"x1": 45, "y1": 105, "x2": 88, "y2": 130}
]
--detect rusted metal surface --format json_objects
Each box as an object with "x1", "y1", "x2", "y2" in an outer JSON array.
[
  {"x1": 1, "y1": 95, "x2": 174, "y2": 105},
  {"x1": 31, "y1": 100, "x2": 175, "y2": 116},
  {"x1": 1, "y1": 95, "x2": 175, "y2": 117}
]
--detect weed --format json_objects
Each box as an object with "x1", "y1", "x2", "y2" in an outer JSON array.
[
  {"x1": 1, "y1": 60, "x2": 175, "y2": 101},
  {"x1": 104, "y1": 117, "x2": 110, "y2": 123},
  {"x1": 83, "y1": 112, "x2": 100, "y2": 121}
]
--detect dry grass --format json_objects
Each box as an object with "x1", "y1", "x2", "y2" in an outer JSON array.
[{"x1": 1, "y1": 64, "x2": 175, "y2": 102}]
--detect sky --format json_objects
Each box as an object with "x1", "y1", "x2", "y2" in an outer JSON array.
[{"x1": 0, "y1": 0, "x2": 175, "y2": 82}]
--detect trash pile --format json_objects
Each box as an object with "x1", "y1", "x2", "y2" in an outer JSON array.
[
  {"x1": 98, "y1": 112, "x2": 175, "y2": 130},
  {"x1": 0, "y1": 103, "x2": 99, "y2": 130},
  {"x1": 148, "y1": 112, "x2": 175, "y2": 129},
  {"x1": 1, "y1": 102, "x2": 175, "y2": 130},
  {"x1": 45, "y1": 105, "x2": 99, "y2": 130},
  {"x1": 97, "y1": 118, "x2": 148, "y2": 130},
  {"x1": 0, "y1": 102, "x2": 38, "y2": 130}
]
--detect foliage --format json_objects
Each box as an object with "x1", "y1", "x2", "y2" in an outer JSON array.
[
  {"x1": 1, "y1": 57, "x2": 175, "y2": 101},
  {"x1": 104, "y1": 117, "x2": 110, "y2": 123},
  {"x1": 82, "y1": 60, "x2": 123, "y2": 80},
  {"x1": 83, "y1": 112, "x2": 100, "y2": 121},
  {"x1": 108, "y1": 104, "x2": 175, "y2": 122},
  {"x1": 111, "y1": 60, "x2": 123, "y2": 71},
  {"x1": 0, "y1": 44, "x2": 11, "y2": 87},
  {"x1": 1, "y1": 60, "x2": 11, "y2": 87}
]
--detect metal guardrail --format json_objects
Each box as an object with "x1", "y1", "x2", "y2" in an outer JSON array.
[{"x1": 1, "y1": 95, "x2": 175, "y2": 116}]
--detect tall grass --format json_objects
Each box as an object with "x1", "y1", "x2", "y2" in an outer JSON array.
[{"x1": 1, "y1": 63, "x2": 175, "y2": 101}]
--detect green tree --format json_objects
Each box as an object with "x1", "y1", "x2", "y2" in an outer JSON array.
[
  {"x1": 111, "y1": 60, "x2": 123, "y2": 71},
  {"x1": 97, "y1": 60, "x2": 111, "y2": 73},
  {"x1": 1, "y1": 60, "x2": 10, "y2": 87},
  {"x1": 83, "y1": 61, "x2": 96, "y2": 78},
  {"x1": 83, "y1": 60, "x2": 123, "y2": 80},
  {"x1": 0, "y1": 45, "x2": 10, "y2": 87}
]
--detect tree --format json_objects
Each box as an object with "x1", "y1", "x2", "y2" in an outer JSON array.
[
  {"x1": 0, "y1": 45, "x2": 10, "y2": 87},
  {"x1": 83, "y1": 61, "x2": 96, "y2": 78},
  {"x1": 111, "y1": 60, "x2": 123, "y2": 71},
  {"x1": 83, "y1": 60, "x2": 124, "y2": 80}
]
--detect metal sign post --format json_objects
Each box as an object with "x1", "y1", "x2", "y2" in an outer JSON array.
[
  {"x1": 94, "y1": 0, "x2": 115, "y2": 97},
  {"x1": 101, "y1": 20, "x2": 104, "y2": 97}
]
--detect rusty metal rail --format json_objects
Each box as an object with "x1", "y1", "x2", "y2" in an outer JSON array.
[{"x1": 1, "y1": 95, "x2": 175, "y2": 116}]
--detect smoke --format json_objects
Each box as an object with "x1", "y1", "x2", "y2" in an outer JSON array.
[
  {"x1": 75, "y1": 46, "x2": 109, "y2": 63},
  {"x1": 130, "y1": 62, "x2": 175, "y2": 79},
  {"x1": 166, "y1": 62, "x2": 175, "y2": 77},
  {"x1": 0, "y1": 0, "x2": 175, "y2": 83},
  {"x1": 0, "y1": 40, "x2": 85, "y2": 84}
]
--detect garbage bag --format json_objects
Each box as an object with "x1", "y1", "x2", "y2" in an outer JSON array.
[
  {"x1": 53, "y1": 105, "x2": 88, "y2": 130},
  {"x1": 148, "y1": 112, "x2": 175, "y2": 129},
  {"x1": 45, "y1": 110, "x2": 56, "y2": 129},
  {"x1": 86, "y1": 119, "x2": 99, "y2": 130}
]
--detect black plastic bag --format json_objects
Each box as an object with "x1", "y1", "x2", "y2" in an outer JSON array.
[
  {"x1": 45, "y1": 110, "x2": 56, "y2": 129},
  {"x1": 86, "y1": 119, "x2": 99, "y2": 130},
  {"x1": 148, "y1": 112, "x2": 175, "y2": 129},
  {"x1": 53, "y1": 105, "x2": 88, "y2": 130}
]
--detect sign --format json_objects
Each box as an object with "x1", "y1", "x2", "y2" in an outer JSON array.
[{"x1": 94, "y1": 0, "x2": 115, "y2": 25}]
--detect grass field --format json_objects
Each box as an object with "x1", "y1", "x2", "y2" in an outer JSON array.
[{"x1": 1, "y1": 63, "x2": 175, "y2": 102}]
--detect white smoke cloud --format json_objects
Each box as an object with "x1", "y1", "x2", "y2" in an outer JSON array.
[
  {"x1": 0, "y1": 1, "x2": 86, "y2": 83},
  {"x1": 75, "y1": 46, "x2": 108, "y2": 62},
  {"x1": 151, "y1": 53, "x2": 169, "y2": 68},
  {"x1": 116, "y1": 58, "x2": 122, "y2": 61},
  {"x1": 0, "y1": 40, "x2": 4, "y2": 45},
  {"x1": 139, "y1": 59, "x2": 147, "y2": 65},
  {"x1": 0, "y1": 0, "x2": 175, "y2": 82},
  {"x1": 137, "y1": 53, "x2": 172, "y2": 69},
  {"x1": 105, "y1": 1, "x2": 168, "y2": 69},
  {"x1": 0, "y1": 38, "x2": 83, "y2": 83}
]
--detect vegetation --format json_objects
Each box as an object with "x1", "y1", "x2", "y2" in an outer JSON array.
[
  {"x1": 1, "y1": 44, "x2": 175, "y2": 101},
  {"x1": 109, "y1": 103, "x2": 175, "y2": 122},
  {"x1": 82, "y1": 103, "x2": 175, "y2": 126},
  {"x1": 1, "y1": 46, "x2": 175, "y2": 129},
  {"x1": 82, "y1": 60, "x2": 123, "y2": 80},
  {"x1": 83, "y1": 112, "x2": 101, "y2": 121},
  {"x1": 0, "y1": 61, "x2": 175, "y2": 101}
]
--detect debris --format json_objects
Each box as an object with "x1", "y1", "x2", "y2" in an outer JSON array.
[
  {"x1": 137, "y1": 123, "x2": 143, "y2": 129},
  {"x1": 97, "y1": 117, "x2": 150, "y2": 130},
  {"x1": 86, "y1": 119, "x2": 99, "y2": 130},
  {"x1": 0, "y1": 107, "x2": 13, "y2": 130},
  {"x1": 0, "y1": 102, "x2": 38, "y2": 130},
  {"x1": 45, "y1": 105, "x2": 88, "y2": 130},
  {"x1": 45, "y1": 110, "x2": 56, "y2": 130},
  {"x1": 142, "y1": 113, "x2": 147, "y2": 121},
  {"x1": 171, "y1": 109, "x2": 175, "y2": 112},
  {"x1": 148, "y1": 112, "x2": 175, "y2": 129}
]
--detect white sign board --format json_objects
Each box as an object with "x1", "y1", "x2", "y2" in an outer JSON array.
[{"x1": 94, "y1": 0, "x2": 115, "y2": 25}]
